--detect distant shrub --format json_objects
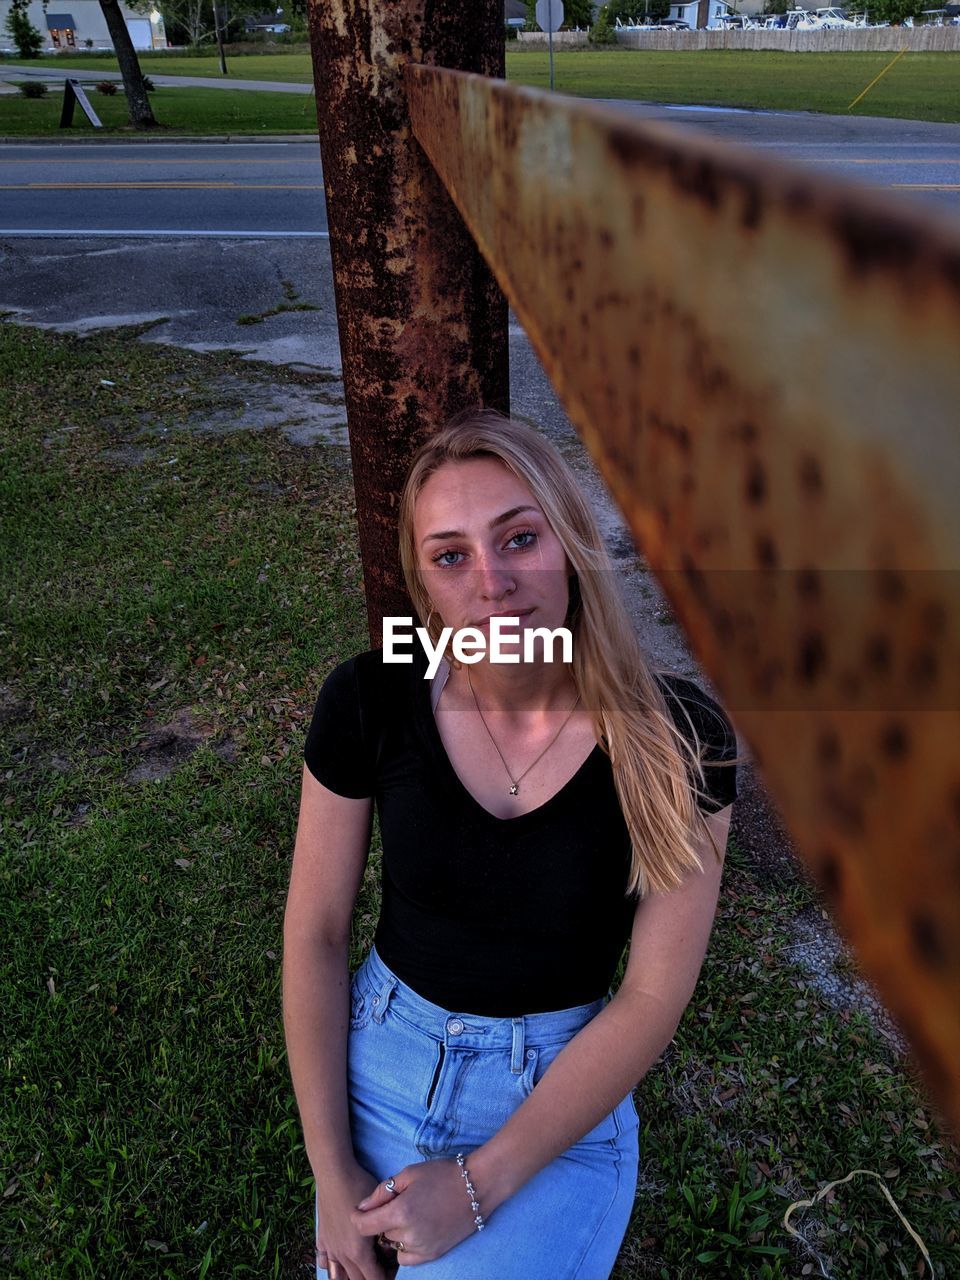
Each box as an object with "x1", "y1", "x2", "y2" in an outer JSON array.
[
  {"x1": 19, "y1": 80, "x2": 49, "y2": 98},
  {"x1": 96, "y1": 80, "x2": 118, "y2": 95}
]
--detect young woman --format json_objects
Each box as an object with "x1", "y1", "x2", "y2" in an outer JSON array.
[{"x1": 283, "y1": 411, "x2": 739, "y2": 1280}]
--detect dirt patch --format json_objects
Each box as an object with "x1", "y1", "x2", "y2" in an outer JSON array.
[
  {"x1": 126, "y1": 708, "x2": 213, "y2": 784},
  {"x1": 0, "y1": 683, "x2": 32, "y2": 728},
  {"x1": 97, "y1": 445, "x2": 157, "y2": 468}
]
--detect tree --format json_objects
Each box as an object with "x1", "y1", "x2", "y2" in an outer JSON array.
[
  {"x1": 525, "y1": 0, "x2": 596, "y2": 29},
  {"x1": 564, "y1": 0, "x2": 596, "y2": 27},
  {"x1": 607, "y1": 0, "x2": 671, "y2": 23},
  {"x1": 95, "y1": 0, "x2": 158, "y2": 128},
  {"x1": 589, "y1": 3, "x2": 617, "y2": 40},
  {"x1": 862, "y1": 0, "x2": 925, "y2": 19},
  {"x1": 4, "y1": 5, "x2": 44, "y2": 57}
]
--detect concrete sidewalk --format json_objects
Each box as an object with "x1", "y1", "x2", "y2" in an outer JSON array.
[{"x1": 0, "y1": 64, "x2": 313, "y2": 93}]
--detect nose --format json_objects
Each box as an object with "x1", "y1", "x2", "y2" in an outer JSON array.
[{"x1": 475, "y1": 550, "x2": 516, "y2": 602}]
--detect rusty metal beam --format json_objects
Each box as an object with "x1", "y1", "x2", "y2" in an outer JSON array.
[
  {"x1": 407, "y1": 64, "x2": 960, "y2": 1131},
  {"x1": 306, "y1": 3, "x2": 509, "y2": 640}
]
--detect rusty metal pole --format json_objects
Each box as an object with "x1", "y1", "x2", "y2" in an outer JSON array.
[{"x1": 306, "y1": 0, "x2": 509, "y2": 643}]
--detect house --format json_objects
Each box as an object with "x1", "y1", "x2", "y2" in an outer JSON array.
[{"x1": 0, "y1": 0, "x2": 166, "y2": 51}]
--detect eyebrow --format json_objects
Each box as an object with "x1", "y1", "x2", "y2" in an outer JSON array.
[{"x1": 421, "y1": 505, "x2": 541, "y2": 545}]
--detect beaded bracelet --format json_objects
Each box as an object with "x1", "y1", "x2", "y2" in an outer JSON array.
[{"x1": 455, "y1": 1151, "x2": 485, "y2": 1231}]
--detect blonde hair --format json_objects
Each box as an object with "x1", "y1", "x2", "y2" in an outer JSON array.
[{"x1": 398, "y1": 409, "x2": 734, "y2": 897}]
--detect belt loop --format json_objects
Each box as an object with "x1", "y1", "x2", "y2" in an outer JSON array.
[
  {"x1": 372, "y1": 974, "x2": 397, "y2": 1024},
  {"x1": 510, "y1": 1017, "x2": 524, "y2": 1074}
]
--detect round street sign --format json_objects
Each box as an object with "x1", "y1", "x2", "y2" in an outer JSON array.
[{"x1": 535, "y1": 0, "x2": 564, "y2": 33}]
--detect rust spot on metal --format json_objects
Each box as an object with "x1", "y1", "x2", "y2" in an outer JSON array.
[
  {"x1": 819, "y1": 847, "x2": 843, "y2": 896},
  {"x1": 798, "y1": 453, "x2": 823, "y2": 496},
  {"x1": 907, "y1": 647, "x2": 939, "y2": 689},
  {"x1": 745, "y1": 459, "x2": 766, "y2": 505},
  {"x1": 831, "y1": 204, "x2": 921, "y2": 280},
  {"x1": 880, "y1": 720, "x2": 909, "y2": 761},
  {"x1": 864, "y1": 633, "x2": 891, "y2": 674},
  {"x1": 797, "y1": 631, "x2": 827, "y2": 683},
  {"x1": 912, "y1": 914, "x2": 947, "y2": 970},
  {"x1": 755, "y1": 534, "x2": 778, "y2": 569},
  {"x1": 797, "y1": 568, "x2": 821, "y2": 601},
  {"x1": 877, "y1": 570, "x2": 907, "y2": 604}
]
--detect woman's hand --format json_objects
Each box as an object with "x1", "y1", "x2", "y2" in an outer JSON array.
[
  {"x1": 350, "y1": 1158, "x2": 479, "y2": 1266},
  {"x1": 316, "y1": 1161, "x2": 391, "y2": 1280}
]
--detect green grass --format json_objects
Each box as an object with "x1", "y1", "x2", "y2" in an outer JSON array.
[
  {"x1": 0, "y1": 50, "x2": 317, "y2": 84},
  {"x1": 2, "y1": 49, "x2": 959, "y2": 127},
  {"x1": 509, "y1": 48, "x2": 960, "y2": 122},
  {"x1": 0, "y1": 86, "x2": 321, "y2": 136},
  {"x1": 1, "y1": 321, "x2": 957, "y2": 1278}
]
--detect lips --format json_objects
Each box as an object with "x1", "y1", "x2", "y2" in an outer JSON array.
[{"x1": 472, "y1": 609, "x2": 534, "y2": 627}]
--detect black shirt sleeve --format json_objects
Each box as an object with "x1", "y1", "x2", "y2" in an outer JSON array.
[
  {"x1": 303, "y1": 656, "x2": 375, "y2": 798},
  {"x1": 656, "y1": 674, "x2": 739, "y2": 814}
]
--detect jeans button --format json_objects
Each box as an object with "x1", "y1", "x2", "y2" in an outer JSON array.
[
  {"x1": 447, "y1": 1018, "x2": 464, "y2": 1035},
  {"x1": 372, "y1": 996, "x2": 380, "y2": 1006},
  {"x1": 526, "y1": 1049, "x2": 536, "y2": 1059}
]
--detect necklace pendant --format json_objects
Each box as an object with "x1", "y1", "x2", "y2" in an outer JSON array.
[{"x1": 509, "y1": 783, "x2": 519, "y2": 796}]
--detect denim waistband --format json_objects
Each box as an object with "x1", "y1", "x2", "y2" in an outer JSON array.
[{"x1": 357, "y1": 945, "x2": 608, "y2": 1069}]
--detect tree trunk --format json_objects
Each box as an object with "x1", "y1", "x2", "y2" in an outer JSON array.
[{"x1": 97, "y1": 0, "x2": 158, "y2": 129}]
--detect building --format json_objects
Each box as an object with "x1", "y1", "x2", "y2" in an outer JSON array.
[{"x1": 0, "y1": 0, "x2": 166, "y2": 51}]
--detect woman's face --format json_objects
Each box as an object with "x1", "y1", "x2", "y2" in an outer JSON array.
[{"x1": 412, "y1": 457, "x2": 573, "y2": 646}]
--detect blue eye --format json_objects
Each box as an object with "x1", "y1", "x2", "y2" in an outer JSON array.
[
  {"x1": 508, "y1": 529, "x2": 538, "y2": 550},
  {"x1": 431, "y1": 549, "x2": 464, "y2": 567}
]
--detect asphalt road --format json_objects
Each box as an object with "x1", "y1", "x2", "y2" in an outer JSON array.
[
  {"x1": 0, "y1": 141, "x2": 329, "y2": 236},
  {"x1": 1, "y1": 101, "x2": 959, "y2": 237}
]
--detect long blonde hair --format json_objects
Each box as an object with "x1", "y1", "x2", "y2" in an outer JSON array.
[{"x1": 398, "y1": 410, "x2": 732, "y2": 897}]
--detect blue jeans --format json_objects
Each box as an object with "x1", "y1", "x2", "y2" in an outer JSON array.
[{"x1": 316, "y1": 945, "x2": 639, "y2": 1280}]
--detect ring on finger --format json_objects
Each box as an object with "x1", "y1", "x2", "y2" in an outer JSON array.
[{"x1": 384, "y1": 1177, "x2": 397, "y2": 1195}]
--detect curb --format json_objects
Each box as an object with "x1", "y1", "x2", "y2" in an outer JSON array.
[{"x1": 0, "y1": 133, "x2": 318, "y2": 145}]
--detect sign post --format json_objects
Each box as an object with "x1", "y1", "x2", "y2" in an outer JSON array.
[
  {"x1": 535, "y1": 0, "x2": 563, "y2": 91},
  {"x1": 59, "y1": 78, "x2": 102, "y2": 129}
]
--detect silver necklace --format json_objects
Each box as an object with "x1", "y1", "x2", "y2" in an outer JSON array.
[{"x1": 466, "y1": 667, "x2": 582, "y2": 796}]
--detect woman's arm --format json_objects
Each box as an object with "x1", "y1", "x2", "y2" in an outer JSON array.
[
  {"x1": 472, "y1": 803, "x2": 733, "y2": 1211},
  {"x1": 283, "y1": 765, "x2": 388, "y2": 1280},
  {"x1": 351, "y1": 805, "x2": 732, "y2": 1263}
]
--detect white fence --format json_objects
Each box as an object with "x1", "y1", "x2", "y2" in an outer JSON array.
[{"x1": 517, "y1": 27, "x2": 960, "y2": 51}]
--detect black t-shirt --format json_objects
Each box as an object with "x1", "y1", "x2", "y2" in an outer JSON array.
[{"x1": 304, "y1": 647, "x2": 738, "y2": 1017}]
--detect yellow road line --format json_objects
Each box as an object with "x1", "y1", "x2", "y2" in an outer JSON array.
[
  {"x1": 0, "y1": 158, "x2": 319, "y2": 166},
  {"x1": 802, "y1": 158, "x2": 960, "y2": 166},
  {"x1": 0, "y1": 182, "x2": 325, "y2": 189}
]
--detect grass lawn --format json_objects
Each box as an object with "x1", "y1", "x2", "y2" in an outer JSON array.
[
  {"x1": 1, "y1": 49, "x2": 959, "y2": 127},
  {"x1": 0, "y1": 49, "x2": 318, "y2": 84},
  {"x1": 1, "y1": 319, "x2": 958, "y2": 1277},
  {"x1": 0, "y1": 86, "x2": 321, "y2": 136}
]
